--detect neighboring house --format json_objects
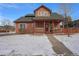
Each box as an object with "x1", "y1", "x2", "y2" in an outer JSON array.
[
  {"x1": 73, "y1": 19, "x2": 79, "y2": 28},
  {"x1": 0, "y1": 25, "x2": 15, "y2": 32},
  {"x1": 14, "y1": 5, "x2": 63, "y2": 34},
  {"x1": 0, "y1": 26, "x2": 4, "y2": 31}
]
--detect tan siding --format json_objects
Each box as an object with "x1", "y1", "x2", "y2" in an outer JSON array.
[{"x1": 35, "y1": 7, "x2": 51, "y2": 17}]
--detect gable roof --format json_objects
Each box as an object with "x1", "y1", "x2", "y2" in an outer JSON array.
[
  {"x1": 14, "y1": 15, "x2": 34, "y2": 23},
  {"x1": 34, "y1": 5, "x2": 51, "y2": 14},
  {"x1": 51, "y1": 13, "x2": 64, "y2": 19},
  {"x1": 14, "y1": 5, "x2": 64, "y2": 23},
  {"x1": 14, "y1": 13, "x2": 63, "y2": 23},
  {"x1": 14, "y1": 17, "x2": 33, "y2": 23}
]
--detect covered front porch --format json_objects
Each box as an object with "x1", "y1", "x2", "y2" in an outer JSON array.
[{"x1": 33, "y1": 20, "x2": 61, "y2": 33}]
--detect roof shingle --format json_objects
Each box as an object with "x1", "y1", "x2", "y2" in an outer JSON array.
[{"x1": 14, "y1": 13, "x2": 63, "y2": 23}]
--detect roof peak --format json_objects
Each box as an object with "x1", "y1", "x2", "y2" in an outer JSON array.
[{"x1": 34, "y1": 5, "x2": 51, "y2": 13}]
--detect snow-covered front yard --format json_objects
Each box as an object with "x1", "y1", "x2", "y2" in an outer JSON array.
[
  {"x1": 0, "y1": 34, "x2": 55, "y2": 56},
  {"x1": 54, "y1": 33, "x2": 79, "y2": 55}
]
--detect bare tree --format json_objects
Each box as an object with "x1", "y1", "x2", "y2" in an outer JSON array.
[
  {"x1": 59, "y1": 3, "x2": 72, "y2": 37},
  {"x1": 1, "y1": 19, "x2": 11, "y2": 32}
]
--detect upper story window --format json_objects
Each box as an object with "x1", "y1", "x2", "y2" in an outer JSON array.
[
  {"x1": 39, "y1": 11, "x2": 48, "y2": 16},
  {"x1": 34, "y1": 5, "x2": 51, "y2": 17}
]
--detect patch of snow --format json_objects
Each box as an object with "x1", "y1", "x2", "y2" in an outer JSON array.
[
  {"x1": 54, "y1": 33, "x2": 79, "y2": 55},
  {"x1": 0, "y1": 34, "x2": 56, "y2": 56}
]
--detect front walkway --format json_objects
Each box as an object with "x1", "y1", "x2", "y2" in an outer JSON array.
[{"x1": 47, "y1": 34, "x2": 74, "y2": 56}]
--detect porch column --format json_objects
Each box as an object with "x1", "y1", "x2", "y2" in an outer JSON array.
[
  {"x1": 44, "y1": 21, "x2": 45, "y2": 33},
  {"x1": 57, "y1": 21, "x2": 60, "y2": 29},
  {"x1": 33, "y1": 21, "x2": 35, "y2": 33},
  {"x1": 57, "y1": 20, "x2": 61, "y2": 33},
  {"x1": 57, "y1": 23, "x2": 60, "y2": 29},
  {"x1": 52, "y1": 20, "x2": 54, "y2": 33}
]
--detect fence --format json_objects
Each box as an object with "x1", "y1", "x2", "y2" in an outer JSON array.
[
  {"x1": 53, "y1": 28, "x2": 79, "y2": 34},
  {"x1": 0, "y1": 29, "x2": 9, "y2": 32}
]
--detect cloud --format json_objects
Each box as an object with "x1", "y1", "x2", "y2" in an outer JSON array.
[
  {"x1": 0, "y1": 16, "x2": 3, "y2": 25},
  {"x1": 0, "y1": 3, "x2": 37, "y2": 10},
  {"x1": 0, "y1": 3, "x2": 18, "y2": 9}
]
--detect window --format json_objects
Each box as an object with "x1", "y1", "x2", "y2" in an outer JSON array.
[
  {"x1": 40, "y1": 11, "x2": 48, "y2": 16},
  {"x1": 18, "y1": 23, "x2": 26, "y2": 33},
  {"x1": 19, "y1": 23, "x2": 26, "y2": 29}
]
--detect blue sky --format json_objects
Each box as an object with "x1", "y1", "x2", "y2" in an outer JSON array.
[{"x1": 0, "y1": 3, "x2": 79, "y2": 22}]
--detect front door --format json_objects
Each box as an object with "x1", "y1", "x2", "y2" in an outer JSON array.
[{"x1": 45, "y1": 21, "x2": 52, "y2": 33}]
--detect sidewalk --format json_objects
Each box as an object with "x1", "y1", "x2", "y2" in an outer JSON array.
[
  {"x1": 47, "y1": 34, "x2": 74, "y2": 56},
  {"x1": 0, "y1": 32, "x2": 15, "y2": 36}
]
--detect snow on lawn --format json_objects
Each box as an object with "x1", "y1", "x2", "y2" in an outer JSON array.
[
  {"x1": 54, "y1": 33, "x2": 79, "y2": 55},
  {"x1": 0, "y1": 34, "x2": 55, "y2": 56}
]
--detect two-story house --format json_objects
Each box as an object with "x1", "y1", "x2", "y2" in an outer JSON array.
[{"x1": 14, "y1": 5, "x2": 63, "y2": 33}]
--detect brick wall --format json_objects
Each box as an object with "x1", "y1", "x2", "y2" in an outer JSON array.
[{"x1": 15, "y1": 23, "x2": 34, "y2": 33}]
